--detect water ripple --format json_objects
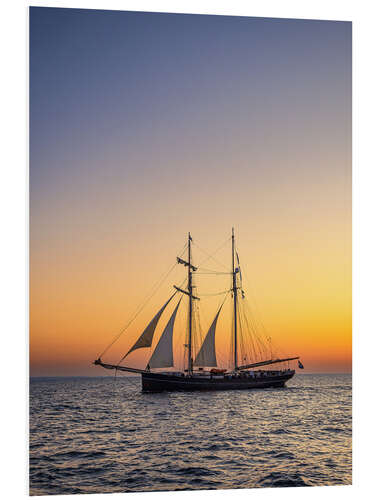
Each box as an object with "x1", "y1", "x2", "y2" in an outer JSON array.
[{"x1": 30, "y1": 374, "x2": 352, "y2": 495}]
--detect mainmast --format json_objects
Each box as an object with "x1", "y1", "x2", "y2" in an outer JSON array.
[
  {"x1": 187, "y1": 232, "x2": 193, "y2": 375},
  {"x1": 232, "y1": 227, "x2": 238, "y2": 371}
]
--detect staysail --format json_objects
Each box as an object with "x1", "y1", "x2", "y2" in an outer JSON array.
[
  {"x1": 124, "y1": 292, "x2": 176, "y2": 358},
  {"x1": 148, "y1": 298, "x2": 182, "y2": 368},
  {"x1": 194, "y1": 304, "x2": 223, "y2": 367}
]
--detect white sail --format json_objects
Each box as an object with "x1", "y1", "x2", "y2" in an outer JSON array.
[
  {"x1": 125, "y1": 293, "x2": 176, "y2": 358},
  {"x1": 194, "y1": 305, "x2": 223, "y2": 367},
  {"x1": 148, "y1": 298, "x2": 181, "y2": 369}
]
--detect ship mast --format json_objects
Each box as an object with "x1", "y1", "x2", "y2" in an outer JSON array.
[
  {"x1": 232, "y1": 227, "x2": 238, "y2": 371},
  {"x1": 174, "y1": 232, "x2": 198, "y2": 375},
  {"x1": 187, "y1": 232, "x2": 193, "y2": 375}
]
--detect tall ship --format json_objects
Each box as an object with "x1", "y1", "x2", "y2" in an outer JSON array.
[{"x1": 94, "y1": 229, "x2": 302, "y2": 391}]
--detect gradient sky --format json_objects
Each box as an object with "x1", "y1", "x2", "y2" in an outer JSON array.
[{"x1": 30, "y1": 7, "x2": 351, "y2": 376}]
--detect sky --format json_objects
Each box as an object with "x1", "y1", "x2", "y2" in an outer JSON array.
[{"x1": 29, "y1": 7, "x2": 351, "y2": 376}]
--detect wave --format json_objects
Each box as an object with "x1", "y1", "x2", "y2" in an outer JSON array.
[
  {"x1": 29, "y1": 374, "x2": 352, "y2": 495},
  {"x1": 257, "y1": 472, "x2": 311, "y2": 488}
]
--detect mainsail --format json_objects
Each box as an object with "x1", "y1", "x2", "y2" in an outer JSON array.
[
  {"x1": 124, "y1": 293, "x2": 176, "y2": 358},
  {"x1": 194, "y1": 304, "x2": 223, "y2": 367},
  {"x1": 148, "y1": 298, "x2": 182, "y2": 368}
]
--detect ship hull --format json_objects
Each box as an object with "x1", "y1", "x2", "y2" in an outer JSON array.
[{"x1": 141, "y1": 370, "x2": 295, "y2": 392}]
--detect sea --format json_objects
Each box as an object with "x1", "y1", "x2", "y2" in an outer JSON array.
[{"x1": 29, "y1": 374, "x2": 352, "y2": 496}]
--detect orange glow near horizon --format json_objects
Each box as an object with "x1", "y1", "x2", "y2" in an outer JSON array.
[
  {"x1": 30, "y1": 218, "x2": 351, "y2": 376},
  {"x1": 30, "y1": 11, "x2": 351, "y2": 376}
]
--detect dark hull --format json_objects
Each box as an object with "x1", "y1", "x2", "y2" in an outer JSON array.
[{"x1": 142, "y1": 370, "x2": 295, "y2": 392}]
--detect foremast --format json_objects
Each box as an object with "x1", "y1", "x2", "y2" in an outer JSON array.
[
  {"x1": 175, "y1": 232, "x2": 198, "y2": 376},
  {"x1": 232, "y1": 227, "x2": 238, "y2": 371}
]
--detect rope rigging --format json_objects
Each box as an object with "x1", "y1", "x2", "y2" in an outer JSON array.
[
  {"x1": 97, "y1": 243, "x2": 187, "y2": 358},
  {"x1": 193, "y1": 237, "x2": 231, "y2": 272},
  {"x1": 199, "y1": 289, "x2": 231, "y2": 297},
  {"x1": 196, "y1": 270, "x2": 231, "y2": 275}
]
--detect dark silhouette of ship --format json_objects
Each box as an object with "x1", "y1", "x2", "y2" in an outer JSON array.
[{"x1": 94, "y1": 230, "x2": 301, "y2": 392}]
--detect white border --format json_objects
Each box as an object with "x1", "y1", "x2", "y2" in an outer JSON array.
[{"x1": 1, "y1": 1, "x2": 374, "y2": 499}]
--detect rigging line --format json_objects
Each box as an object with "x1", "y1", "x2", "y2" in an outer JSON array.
[
  {"x1": 99, "y1": 242, "x2": 188, "y2": 358},
  {"x1": 194, "y1": 301, "x2": 203, "y2": 360},
  {"x1": 199, "y1": 289, "x2": 231, "y2": 297},
  {"x1": 196, "y1": 291, "x2": 229, "y2": 363},
  {"x1": 193, "y1": 237, "x2": 231, "y2": 272},
  {"x1": 209, "y1": 291, "x2": 230, "y2": 338},
  {"x1": 243, "y1": 302, "x2": 259, "y2": 364},
  {"x1": 241, "y1": 301, "x2": 264, "y2": 361},
  {"x1": 206, "y1": 290, "x2": 229, "y2": 315},
  {"x1": 195, "y1": 242, "x2": 230, "y2": 271},
  {"x1": 238, "y1": 305, "x2": 246, "y2": 365},
  {"x1": 117, "y1": 276, "x2": 188, "y2": 368},
  {"x1": 239, "y1": 261, "x2": 270, "y2": 338},
  {"x1": 196, "y1": 266, "x2": 231, "y2": 274},
  {"x1": 195, "y1": 271, "x2": 232, "y2": 275},
  {"x1": 98, "y1": 260, "x2": 179, "y2": 358},
  {"x1": 242, "y1": 297, "x2": 269, "y2": 354},
  {"x1": 220, "y1": 290, "x2": 230, "y2": 308},
  {"x1": 116, "y1": 289, "x2": 181, "y2": 367}
]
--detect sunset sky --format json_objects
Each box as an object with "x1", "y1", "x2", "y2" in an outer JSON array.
[{"x1": 30, "y1": 8, "x2": 351, "y2": 376}]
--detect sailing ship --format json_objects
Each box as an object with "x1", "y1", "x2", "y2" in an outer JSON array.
[{"x1": 94, "y1": 229, "x2": 301, "y2": 392}]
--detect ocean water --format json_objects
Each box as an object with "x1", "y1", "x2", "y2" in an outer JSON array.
[{"x1": 29, "y1": 374, "x2": 351, "y2": 496}]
